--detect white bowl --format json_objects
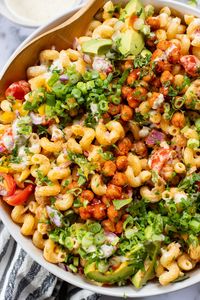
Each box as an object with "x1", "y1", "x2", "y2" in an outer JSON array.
[
  {"x1": 0, "y1": 0, "x2": 200, "y2": 297},
  {"x1": 0, "y1": 0, "x2": 82, "y2": 27}
]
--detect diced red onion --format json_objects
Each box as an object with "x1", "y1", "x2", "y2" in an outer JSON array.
[
  {"x1": 46, "y1": 206, "x2": 63, "y2": 227},
  {"x1": 146, "y1": 129, "x2": 165, "y2": 146},
  {"x1": 83, "y1": 54, "x2": 92, "y2": 64},
  {"x1": 58, "y1": 263, "x2": 67, "y2": 270},
  {"x1": 105, "y1": 232, "x2": 118, "y2": 244},
  {"x1": 0, "y1": 145, "x2": 6, "y2": 153},
  {"x1": 30, "y1": 112, "x2": 44, "y2": 125},
  {"x1": 59, "y1": 74, "x2": 69, "y2": 82},
  {"x1": 73, "y1": 37, "x2": 81, "y2": 51}
]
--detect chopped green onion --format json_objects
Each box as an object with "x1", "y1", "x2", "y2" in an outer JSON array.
[
  {"x1": 81, "y1": 232, "x2": 94, "y2": 250},
  {"x1": 99, "y1": 100, "x2": 108, "y2": 112},
  {"x1": 189, "y1": 219, "x2": 200, "y2": 233},
  {"x1": 64, "y1": 237, "x2": 74, "y2": 250},
  {"x1": 97, "y1": 261, "x2": 109, "y2": 273},
  {"x1": 195, "y1": 118, "x2": 200, "y2": 131},
  {"x1": 94, "y1": 233, "x2": 105, "y2": 245},
  {"x1": 71, "y1": 88, "x2": 82, "y2": 98},
  {"x1": 110, "y1": 95, "x2": 121, "y2": 105},
  {"x1": 113, "y1": 198, "x2": 132, "y2": 210},
  {"x1": 88, "y1": 222, "x2": 101, "y2": 234},
  {"x1": 187, "y1": 138, "x2": 199, "y2": 149},
  {"x1": 174, "y1": 97, "x2": 185, "y2": 109}
]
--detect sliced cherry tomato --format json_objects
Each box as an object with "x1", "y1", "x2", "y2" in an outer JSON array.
[
  {"x1": 149, "y1": 148, "x2": 173, "y2": 173},
  {"x1": 0, "y1": 173, "x2": 16, "y2": 197},
  {"x1": 5, "y1": 80, "x2": 30, "y2": 100},
  {"x1": 3, "y1": 184, "x2": 35, "y2": 206},
  {"x1": 180, "y1": 55, "x2": 200, "y2": 77}
]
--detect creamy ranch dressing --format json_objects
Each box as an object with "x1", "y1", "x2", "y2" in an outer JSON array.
[{"x1": 5, "y1": 0, "x2": 77, "y2": 25}]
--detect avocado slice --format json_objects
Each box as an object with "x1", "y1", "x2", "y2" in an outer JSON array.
[
  {"x1": 84, "y1": 261, "x2": 135, "y2": 283},
  {"x1": 118, "y1": 29, "x2": 144, "y2": 57},
  {"x1": 120, "y1": 0, "x2": 145, "y2": 21},
  {"x1": 81, "y1": 39, "x2": 112, "y2": 55},
  {"x1": 132, "y1": 242, "x2": 160, "y2": 289}
]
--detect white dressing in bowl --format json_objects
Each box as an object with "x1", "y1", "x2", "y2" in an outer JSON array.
[{"x1": 5, "y1": 0, "x2": 80, "y2": 27}]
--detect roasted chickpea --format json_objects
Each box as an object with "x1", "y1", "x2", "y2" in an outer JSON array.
[
  {"x1": 171, "y1": 112, "x2": 186, "y2": 128},
  {"x1": 108, "y1": 103, "x2": 121, "y2": 116},
  {"x1": 102, "y1": 219, "x2": 115, "y2": 232},
  {"x1": 116, "y1": 137, "x2": 132, "y2": 156},
  {"x1": 121, "y1": 105, "x2": 133, "y2": 121},
  {"x1": 102, "y1": 161, "x2": 117, "y2": 177},
  {"x1": 127, "y1": 69, "x2": 140, "y2": 85},
  {"x1": 159, "y1": 86, "x2": 169, "y2": 96},
  {"x1": 102, "y1": 195, "x2": 110, "y2": 206},
  {"x1": 124, "y1": 60, "x2": 133, "y2": 70},
  {"x1": 79, "y1": 207, "x2": 91, "y2": 220},
  {"x1": 132, "y1": 87, "x2": 148, "y2": 102},
  {"x1": 148, "y1": 92, "x2": 162, "y2": 108},
  {"x1": 132, "y1": 141, "x2": 148, "y2": 157},
  {"x1": 127, "y1": 94, "x2": 139, "y2": 108},
  {"x1": 121, "y1": 86, "x2": 133, "y2": 98},
  {"x1": 102, "y1": 112, "x2": 111, "y2": 123},
  {"x1": 116, "y1": 156, "x2": 128, "y2": 171},
  {"x1": 160, "y1": 70, "x2": 174, "y2": 85},
  {"x1": 106, "y1": 184, "x2": 122, "y2": 200},
  {"x1": 81, "y1": 190, "x2": 94, "y2": 202},
  {"x1": 146, "y1": 17, "x2": 160, "y2": 30},
  {"x1": 92, "y1": 203, "x2": 106, "y2": 220},
  {"x1": 112, "y1": 172, "x2": 127, "y2": 186},
  {"x1": 115, "y1": 220, "x2": 123, "y2": 234},
  {"x1": 107, "y1": 205, "x2": 119, "y2": 222},
  {"x1": 67, "y1": 181, "x2": 79, "y2": 190}
]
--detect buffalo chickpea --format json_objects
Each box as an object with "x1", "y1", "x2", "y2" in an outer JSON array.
[
  {"x1": 142, "y1": 69, "x2": 155, "y2": 82},
  {"x1": 132, "y1": 87, "x2": 148, "y2": 102},
  {"x1": 92, "y1": 203, "x2": 106, "y2": 220},
  {"x1": 127, "y1": 69, "x2": 140, "y2": 85},
  {"x1": 79, "y1": 207, "x2": 91, "y2": 220},
  {"x1": 160, "y1": 70, "x2": 174, "y2": 85},
  {"x1": 124, "y1": 60, "x2": 133, "y2": 70},
  {"x1": 159, "y1": 86, "x2": 169, "y2": 96},
  {"x1": 116, "y1": 137, "x2": 132, "y2": 156},
  {"x1": 102, "y1": 161, "x2": 117, "y2": 177},
  {"x1": 107, "y1": 205, "x2": 119, "y2": 222},
  {"x1": 116, "y1": 156, "x2": 128, "y2": 171},
  {"x1": 171, "y1": 112, "x2": 186, "y2": 128},
  {"x1": 146, "y1": 17, "x2": 160, "y2": 30},
  {"x1": 127, "y1": 94, "x2": 139, "y2": 108},
  {"x1": 102, "y1": 195, "x2": 110, "y2": 206},
  {"x1": 121, "y1": 86, "x2": 133, "y2": 98},
  {"x1": 108, "y1": 103, "x2": 121, "y2": 116},
  {"x1": 81, "y1": 190, "x2": 94, "y2": 202},
  {"x1": 132, "y1": 141, "x2": 148, "y2": 157},
  {"x1": 121, "y1": 105, "x2": 133, "y2": 121},
  {"x1": 112, "y1": 172, "x2": 127, "y2": 186},
  {"x1": 102, "y1": 219, "x2": 115, "y2": 232},
  {"x1": 148, "y1": 92, "x2": 162, "y2": 108},
  {"x1": 106, "y1": 184, "x2": 122, "y2": 200},
  {"x1": 115, "y1": 220, "x2": 123, "y2": 234}
]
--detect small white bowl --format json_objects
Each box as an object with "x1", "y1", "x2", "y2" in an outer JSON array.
[
  {"x1": 0, "y1": 0, "x2": 82, "y2": 27},
  {"x1": 0, "y1": 0, "x2": 200, "y2": 297}
]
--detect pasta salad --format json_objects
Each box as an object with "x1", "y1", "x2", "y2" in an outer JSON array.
[{"x1": 0, "y1": 0, "x2": 200, "y2": 288}]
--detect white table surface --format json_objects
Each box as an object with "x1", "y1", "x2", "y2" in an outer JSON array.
[{"x1": 0, "y1": 1, "x2": 200, "y2": 299}]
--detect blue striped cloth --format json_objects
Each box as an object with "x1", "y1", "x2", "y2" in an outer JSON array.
[{"x1": 0, "y1": 221, "x2": 100, "y2": 300}]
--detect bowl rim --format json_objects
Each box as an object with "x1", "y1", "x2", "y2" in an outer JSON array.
[{"x1": 1, "y1": 0, "x2": 200, "y2": 297}]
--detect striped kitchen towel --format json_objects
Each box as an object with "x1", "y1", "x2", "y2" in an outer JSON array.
[{"x1": 0, "y1": 221, "x2": 100, "y2": 300}]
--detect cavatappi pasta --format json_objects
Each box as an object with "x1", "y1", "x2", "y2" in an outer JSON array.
[{"x1": 0, "y1": 0, "x2": 200, "y2": 288}]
